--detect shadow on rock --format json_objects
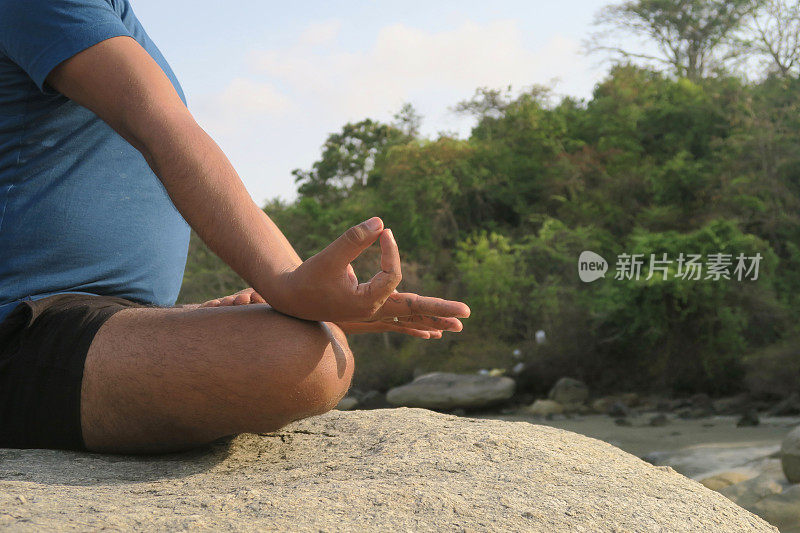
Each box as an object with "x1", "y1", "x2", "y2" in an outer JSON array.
[{"x1": 0, "y1": 436, "x2": 236, "y2": 487}]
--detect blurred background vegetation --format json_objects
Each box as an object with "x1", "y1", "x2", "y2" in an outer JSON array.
[{"x1": 179, "y1": 0, "x2": 800, "y2": 400}]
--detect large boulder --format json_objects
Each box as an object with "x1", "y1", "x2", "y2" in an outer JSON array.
[
  {"x1": 0, "y1": 408, "x2": 776, "y2": 531},
  {"x1": 386, "y1": 372, "x2": 515, "y2": 409},
  {"x1": 781, "y1": 425, "x2": 800, "y2": 483},
  {"x1": 548, "y1": 377, "x2": 589, "y2": 405}
]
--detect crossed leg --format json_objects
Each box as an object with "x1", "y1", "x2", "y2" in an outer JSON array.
[{"x1": 80, "y1": 304, "x2": 354, "y2": 453}]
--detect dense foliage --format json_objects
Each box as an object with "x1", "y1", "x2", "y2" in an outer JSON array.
[{"x1": 178, "y1": 65, "x2": 800, "y2": 397}]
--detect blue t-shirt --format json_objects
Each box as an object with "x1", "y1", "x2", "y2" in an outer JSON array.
[{"x1": 0, "y1": 0, "x2": 191, "y2": 323}]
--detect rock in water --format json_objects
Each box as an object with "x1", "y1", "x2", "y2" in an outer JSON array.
[
  {"x1": 719, "y1": 467, "x2": 800, "y2": 533},
  {"x1": 608, "y1": 401, "x2": 631, "y2": 418},
  {"x1": 335, "y1": 396, "x2": 359, "y2": 410},
  {"x1": 356, "y1": 390, "x2": 390, "y2": 410},
  {"x1": 781, "y1": 425, "x2": 800, "y2": 483},
  {"x1": 649, "y1": 414, "x2": 669, "y2": 427},
  {"x1": 767, "y1": 393, "x2": 800, "y2": 417},
  {"x1": 386, "y1": 372, "x2": 515, "y2": 409},
  {"x1": 720, "y1": 473, "x2": 784, "y2": 509},
  {"x1": 713, "y1": 394, "x2": 751, "y2": 415},
  {"x1": 701, "y1": 472, "x2": 752, "y2": 492},
  {"x1": 738, "y1": 409, "x2": 761, "y2": 427},
  {"x1": 525, "y1": 399, "x2": 564, "y2": 417},
  {"x1": 548, "y1": 377, "x2": 589, "y2": 405},
  {"x1": 748, "y1": 485, "x2": 800, "y2": 533},
  {"x1": 0, "y1": 409, "x2": 776, "y2": 531}
]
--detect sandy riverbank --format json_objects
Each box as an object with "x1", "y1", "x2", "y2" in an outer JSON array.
[{"x1": 474, "y1": 412, "x2": 800, "y2": 479}]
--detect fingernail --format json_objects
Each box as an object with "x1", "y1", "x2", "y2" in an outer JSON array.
[{"x1": 365, "y1": 217, "x2": 382, "y2": 231}]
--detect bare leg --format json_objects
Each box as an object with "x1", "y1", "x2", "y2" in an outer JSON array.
[{"x1": 80, "y1": 304, "x2": 354, "y2": 453}]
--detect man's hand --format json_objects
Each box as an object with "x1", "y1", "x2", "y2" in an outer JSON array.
[
  {"x1": 201, "y1": 288, "x2": 267, "y2": 308},
  {"x1": 201, "y1": 287, "x2": 464, "y2": 340},
  {"x1": 266, "y1": 217, "x2": 471, "y2": 325}
]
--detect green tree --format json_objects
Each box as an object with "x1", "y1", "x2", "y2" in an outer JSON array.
[
  {"x1": 590, "y1": 0, "x2": 765, "y2": 80},
  {"x1": 744, "y1": 0, "x2": 800, "y2": 77},
  {"x1": 592, "y1": 220, "x2": 782, "y2": 393},
  {"x1": 293, "y1": 119, "x2": 410, "y2": 202}
]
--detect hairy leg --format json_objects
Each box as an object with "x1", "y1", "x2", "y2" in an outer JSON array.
[{"x1": 80, "y1": 304, "x2": 354, "y2": 453}]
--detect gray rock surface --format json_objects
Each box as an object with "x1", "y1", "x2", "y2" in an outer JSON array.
[
  {"x1": 0, "y1": 408, "x2": 776, "y2": 531},
  {"x1": 386, "y1": 372, "x2": 515, "y2": 409},
  {"x1": 548, "y1": 377, "x2": 589, "y2": 405},
  {"x1": 781, "y1": 425, "x2": 800, "y2": 483}
]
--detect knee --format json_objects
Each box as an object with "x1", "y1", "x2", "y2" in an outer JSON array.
[
  {"x1": 224, "y1": 313, "x2": 354, "y2": 434},
  {"x1": 285, "y1": 320, "x2": 354, "y2": 420}
]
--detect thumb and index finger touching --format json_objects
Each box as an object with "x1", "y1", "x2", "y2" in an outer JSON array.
[
  {"x1": 360, "y1": 226, "x2": 402, "y2": 302},
  {"x1": 321, "y1": 216, "x2": 403, "y2": 298},
  {"x1": 320, "y1": 217, "x2": 471, "y2": 320}
]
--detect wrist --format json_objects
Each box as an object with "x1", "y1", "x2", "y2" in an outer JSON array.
[{"x1": 255, "y1": 265, "x2": 298, "y2": 313}]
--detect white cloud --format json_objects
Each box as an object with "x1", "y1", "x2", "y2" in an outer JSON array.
[
  {"x1": 218, "y1": 78, "x2": 290, "y2": 115},
  {"x1": 193, "y1": 78, "x2": 290, "y2": 136},
  {"x1": 252, "y1": 20, "x2": 589, "y2": 120},
  {"x1": 297, "y1": 19, "x2": 342, "y2": 47}
]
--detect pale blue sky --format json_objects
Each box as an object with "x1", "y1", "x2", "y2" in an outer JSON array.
[{"x1": 131, "y1": 1, "x2": 617, "y2": 204}]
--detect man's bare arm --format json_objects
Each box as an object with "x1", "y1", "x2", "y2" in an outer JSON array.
[
  {"x1": 47, "y1": 36, "x2": 303, "y2": 302},
  {"x1": 47, "y1": 36, "x2": 470, "y2": 323}
]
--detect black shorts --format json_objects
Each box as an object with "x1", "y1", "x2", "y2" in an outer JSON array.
[{"x1": 0, "y1": 293, "x2": 145, "y2": 450}]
